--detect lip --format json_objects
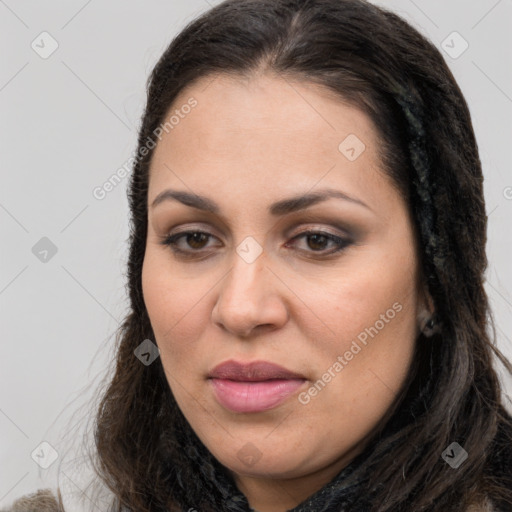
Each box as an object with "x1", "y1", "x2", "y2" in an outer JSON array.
[
  {"x1": 208, "y1": 359, "x2": 305, "y2": 381},
  {"x1": 208, "y1": 360, "x2": 306, "y2": 413}
]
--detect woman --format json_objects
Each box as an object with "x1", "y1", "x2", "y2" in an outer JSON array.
[{"x1": 4, "y1": 0, "x2": 511, "y2": 511}]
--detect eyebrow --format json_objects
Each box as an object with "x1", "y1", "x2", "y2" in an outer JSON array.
[{"x1": 150, "y1": 187, "x2": 371, "y2": 215}]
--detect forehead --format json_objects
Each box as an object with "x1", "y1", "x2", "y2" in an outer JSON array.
[
  {"x1": 148, "y1": 72, "x2": 396, "y2": 214},
  {"x1": 160, "y1": 72, "x2": 377, "y2": 153}
]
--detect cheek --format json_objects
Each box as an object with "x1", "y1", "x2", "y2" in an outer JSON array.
[
  {"x1": 141, "y1": 256, "x2": 228, "y2": 436},
  {"x1": 303, "y1": 253, "x2": 416, "y2": 351},
  {"x1": 308, "y1": 261, "x2": 418, "y2": 419},
  {"x1": 300, "y1": 240, "x2": 418, "y2": 383},
  {"x1": 141, "y1": 251, "x2": 216, "y2": 377}
]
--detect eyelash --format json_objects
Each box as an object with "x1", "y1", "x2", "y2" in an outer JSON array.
[{"x1": 159, "y1": 229, "x2": 351, "y2": 259}]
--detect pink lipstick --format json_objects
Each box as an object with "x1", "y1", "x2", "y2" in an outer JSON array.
[{"x1": 208, "y1": 360, "x2": 306, "y2": 413}]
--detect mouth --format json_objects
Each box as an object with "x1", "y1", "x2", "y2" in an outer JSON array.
[
  {"x1": 208, "y1": 359, "x2": 307, "y2": 413},
  {"x1": 208, "y1": 359, "x2": 306, "y2": 381}
]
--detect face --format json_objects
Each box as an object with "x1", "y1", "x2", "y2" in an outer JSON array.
[{"x1": 142, "y1": 72, "x2": 427, "y2": 504}]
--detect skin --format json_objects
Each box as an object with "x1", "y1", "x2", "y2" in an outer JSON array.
[{"x1": 141, "y1": 72, "x2": 432, "y2": 512}]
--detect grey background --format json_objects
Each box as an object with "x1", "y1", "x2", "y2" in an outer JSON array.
[{"x1": 1, "y1": 0, "x2": 511, "y2": 507}]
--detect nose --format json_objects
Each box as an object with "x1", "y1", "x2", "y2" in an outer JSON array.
[{"x1": 211, "y1": 250, "x2": 289, "y2": 338}]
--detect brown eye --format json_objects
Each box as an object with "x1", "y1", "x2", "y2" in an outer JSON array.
[
  {"x1": 159, "y1": 230, "x2": 219, "y2": 256},
  {"x1": 286, "y1": 230, "x2": 351, "y2": 256},
  {"x1": 305, "y1": 233, "x2": 330, "y2": 251},
  {"x1": 185, "y1": 232, "x2": 210, "y2": 249},
  {"x1": 159, "y1": 229, "x2": 351, "y2": 259}
]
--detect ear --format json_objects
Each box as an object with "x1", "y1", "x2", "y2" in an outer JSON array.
[
  {"x1": 417, "y1": 279, "x2": 434, "y2": 312},
  {"x1": 416, "y1": 280, "x2": 436, "y2": 332}
]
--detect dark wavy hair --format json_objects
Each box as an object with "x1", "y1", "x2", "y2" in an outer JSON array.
[{"x1": 80, "y1": 0, "x2": 512, "y2": 511}]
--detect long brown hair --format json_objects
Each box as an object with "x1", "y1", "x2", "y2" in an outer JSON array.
[{"x1": 76, "y1": 0, "x2": 512, "y2": 510}]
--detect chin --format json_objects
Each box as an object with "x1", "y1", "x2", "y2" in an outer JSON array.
[{"x1": 209, "y1": 441, "x2": 313, "y2": 479}]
